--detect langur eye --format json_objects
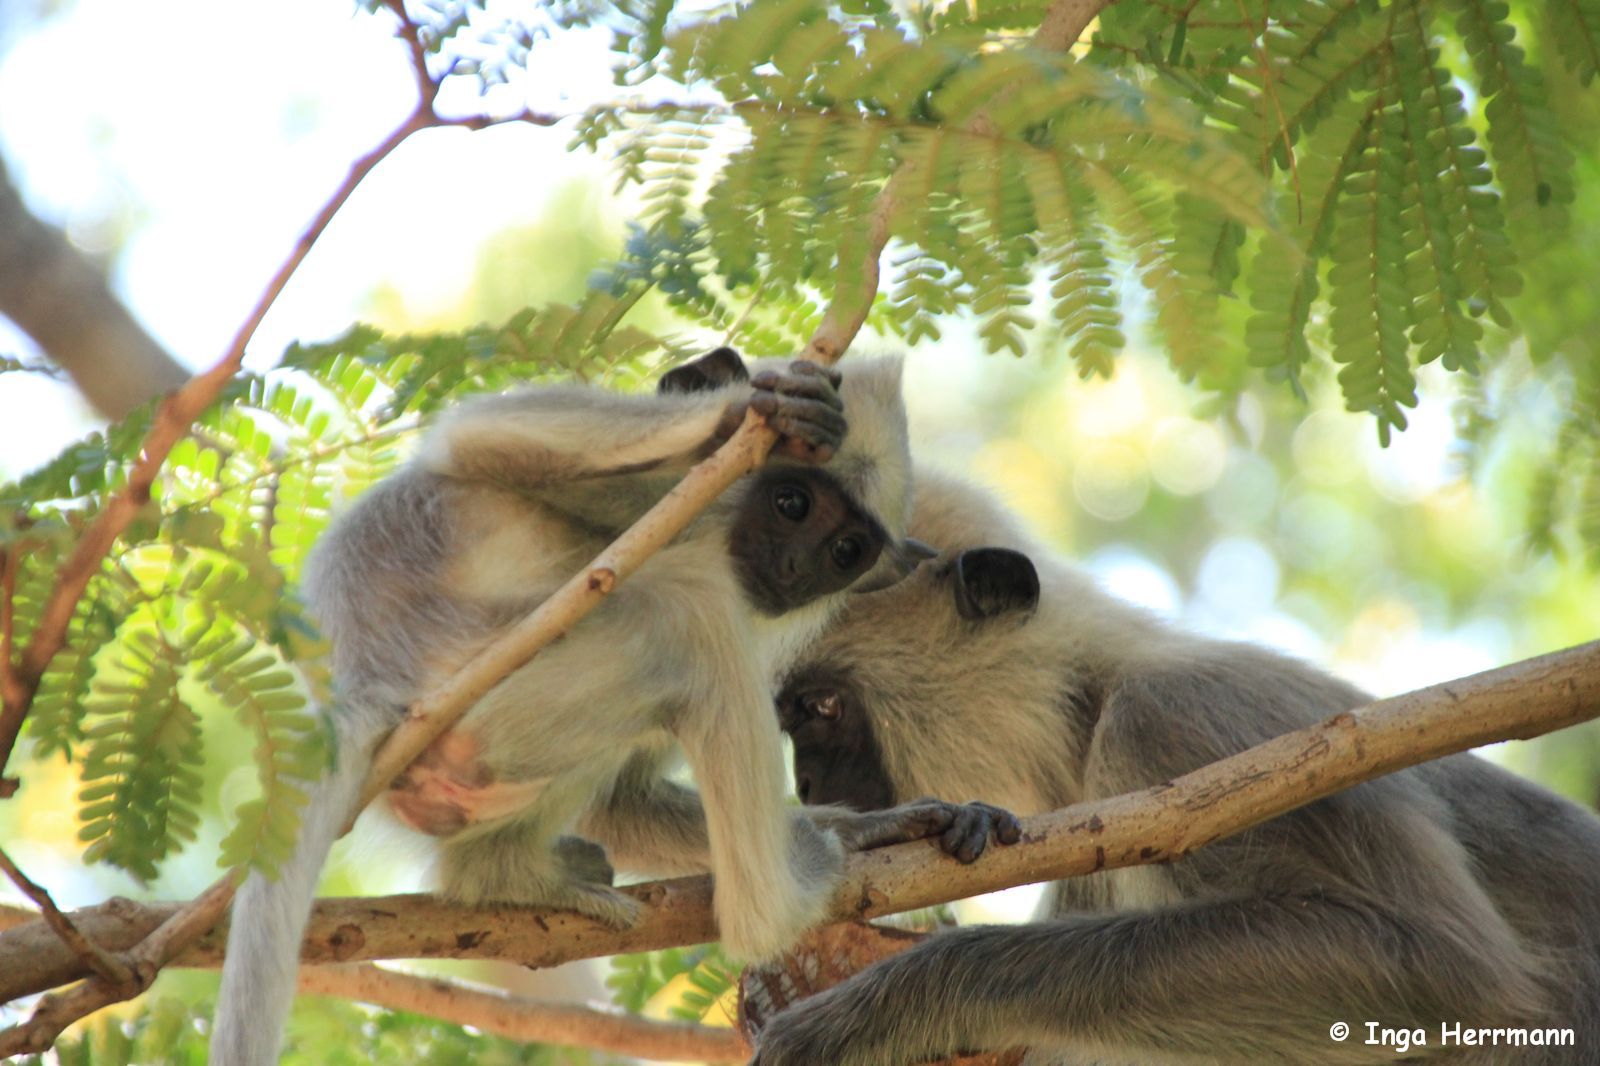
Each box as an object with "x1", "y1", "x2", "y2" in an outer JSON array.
[
  {"x1": 773, "y1": 484, "x2": 811, "y2": 522},
  {"x1": 805, "y1": 692, "x2": 843, "y2": 720},
  {"x1": 829, "y1": 535, "x2": 864, "y2": 571}
]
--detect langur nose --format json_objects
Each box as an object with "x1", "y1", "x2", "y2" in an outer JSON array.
[{"x1": 796, "y1": 775, "x2": 813, "y2": 803}]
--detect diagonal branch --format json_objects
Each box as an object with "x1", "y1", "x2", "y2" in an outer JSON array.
[
  {"x1": 0, "y1": 155, "x2": 189, "y2": 420},
  {"x1": 5, "y1": 640, "x2": 1596, "y2": 1011},
  {"x1": 1035, "y1": 0, "x2": 1116, "y2": 52},
  {"x1": 0, "y1": 0, "x2": 570, "y2": 1047}
]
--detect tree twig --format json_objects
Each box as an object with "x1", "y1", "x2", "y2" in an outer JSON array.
[
  {"x1": 0, "y1": 871, "x2": 237, "y2": 1057},
  {"x1": 297, "y1": 963, "x2": 748, "y2": 1063},
  {"x1": 1035, "y1": 0, "x2": 1116, "y2": 52},
  {"x1": 0, "y1": 6, "x2": 555, "y2": 795},
  {"x1": 0, "y1": 846, "x2": 130, "y2": 987},
  {"x1": 801, "y1": 0, "x2": 1119, "y2": 363},
  {"x1": 5, "y1": 640, "x2": 1596, "y2": 1004}
]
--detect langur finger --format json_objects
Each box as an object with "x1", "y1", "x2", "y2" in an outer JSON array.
[
  {"x1": 753, "y1": 400, "x2": 850, "y2": 459},
  {"x1": 971, "y1": 801, "x2": 1024, "y2": 845},
  {"x1": 787, "y1": 359, "x2": 844, "y2": 390},
  {"x1": 748, "y1": 391, "x2": 850, "y2": 435},
  {"x1": 750, "y1": 368, "x2": 845, "y2": 412},
  {"x1": 941, "y1": 808, "x2": 989, "y2": 864}
]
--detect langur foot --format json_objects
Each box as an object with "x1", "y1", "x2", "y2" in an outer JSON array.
[
  {"x1": 549, "y1": 880, "x2": 643, "y2": 930},
  {"x1": 554, "y1": 835, "x2": 617, "y2": 885}
]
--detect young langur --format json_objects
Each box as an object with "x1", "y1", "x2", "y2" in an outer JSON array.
[
  {"x1": 759, "y1": 470, "x2": 1600, "y2": 1065},
  {"x1": 211, "y1": 352, "x2": 1003, "y2": 1066}
]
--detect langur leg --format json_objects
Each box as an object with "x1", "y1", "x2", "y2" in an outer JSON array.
[
  {"x1": 388, "y1": 727, "x2": 553, "y2": 836},
  {"x1": 750, "y1": 894, "x2": 1547, "y2": 1066},
  {"x1": 579, "y1": 751, "x2": 718, "y2": 876}
]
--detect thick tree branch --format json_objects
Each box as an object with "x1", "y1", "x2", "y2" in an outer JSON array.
[
  {"x1": 0, "y1": 156, "x2": 190, "y2": 419},
  {"x1": 5, "y1": 640, "x2": 1596, "y2": 1006},
  {"x1": 297, "y1": 963, "x2": 748, "y2": 1063},
  {"x1": 0, "y1": 875, "x2": 236, "y2": 1057}
]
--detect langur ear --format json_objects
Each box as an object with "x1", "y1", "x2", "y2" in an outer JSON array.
[
  {"x1": 659, "y1": 347, "x2": 751, "y2": 394},
  {"x1": 952, "y1": 548, "x2": 1040, "y2": 621}
]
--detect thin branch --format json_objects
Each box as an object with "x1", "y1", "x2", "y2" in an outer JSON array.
[
  {"x1": 0, "y1": 847, "x2": 130, "y2": 987},
  {"x1": 1035, "y1": 0, "x2": 1117, "y2": 52},
  {"x1": 297, "y1": 963, "x2": 748, "y2": 1063},
  {"x1": 383, "y1": 0, "x2": 438, "y2": 106},
  {"x1": 0, "y1": 875, "x2": 235, "y2": 1057},
  {"x1": 0, "y1": 8, "x2": 556, "y2": 796},
  {"x1": 0, "y1": 108, "x2": 424, "y2": 786},
  {"x1": 802, "y1": 0, "x2": 1118, "y2": 361},
  {"x1": 5, "y1": 641, "x2": 1597, "y2": 1004}
]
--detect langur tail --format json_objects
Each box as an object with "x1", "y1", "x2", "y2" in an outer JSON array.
[{"x1": 209, "y1": 706, "x2": 388, "y2": 1066}]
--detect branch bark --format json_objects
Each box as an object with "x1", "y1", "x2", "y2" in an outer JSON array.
[
  {"x1": 5, "y1": 640, "x2": 1596, "y2": 1005},
  {"x1": 1034, "y1": 0, "x2": 1115, "y2": 52},
  {"x1": 296, "y1": 963, "x2": 748, "y2": 1063},
  {"x1": 0, "y1": 156, "x2": 190, "y2": 419}
]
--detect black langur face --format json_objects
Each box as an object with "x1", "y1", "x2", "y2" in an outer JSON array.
[
  {"x1": 729, "y1": 466, "x2": 889, "y2": 616},
  {"x1": 776, "y1": 671, "x2": 896, "y2": 812},
  {"x1": 776, "y1": 546, "x2": 1042, "y2": 812}
]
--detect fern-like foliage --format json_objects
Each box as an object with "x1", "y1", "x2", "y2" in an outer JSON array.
[
  {"x1": 572, "y1": 1, "x2": 1273, "y2": 374},
  {"x1": 558, "y1": 0, "x2": 1597, "y2": 439},
  {"x1": 4, "y1": 300, "x2": 672, "y2": 883},
  {"x1": 1090, "y1": 0, "x2": 1576, "y2": 438}
]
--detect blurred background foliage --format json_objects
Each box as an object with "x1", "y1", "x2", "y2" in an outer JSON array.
[{"x1": 0, "y1": 0, "x2": 1598, "y2": 1061}]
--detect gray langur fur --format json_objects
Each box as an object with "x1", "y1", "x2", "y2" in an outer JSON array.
[
  {"x1": 760, "y1": 469, "x2": 1600, "y2": 1065},
  {"x1": 210, "y1": 353, "x2": 995, "y2": 1066}
]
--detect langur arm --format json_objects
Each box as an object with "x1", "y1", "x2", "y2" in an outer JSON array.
[
  {"x1": 420, "y1": 359, "x2": 848, "y2": 493},
  {"x1": 582, "y1": 764, "x2": 1020, "y2": 875},
  {"x1": 805, "y1": 799, "x2": 1020, "y2": 864},
  {"x1": 752, "y1": 890, "x2": 1545, "y2": 1066}
]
